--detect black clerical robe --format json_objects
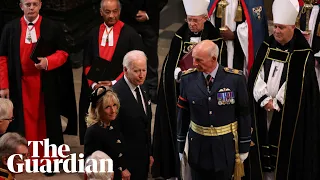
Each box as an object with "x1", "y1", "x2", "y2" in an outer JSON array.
[
  {"x1": 79, "y1": 23, "x2": 144, "y2": 144},
  {"x1": 152, "y1": 21, "x2": 226, "y2": 179},
  {"x1": 300, "y1": 4, "x2": 320, "y2": 53},
  {"x1": 0, "y1": 17, "x2": 77, "y2": 147},
  {"x1": 246, "y1": 29, "x2": 320, "y2": 180}
]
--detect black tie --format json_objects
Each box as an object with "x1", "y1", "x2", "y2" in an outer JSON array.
[
  {"x1": 206, "y1": 75, "x2": 213, "y2": 92},
  {"x1": 135, "y1": 87, "x2": 144, "y2": 113},
  {"x1": 28, "y1": 22, "x2": 34, "y2": 26}
]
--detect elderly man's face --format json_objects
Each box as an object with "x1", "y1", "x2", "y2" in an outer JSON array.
[
  {"x1": 124, "y1": 58, "x2": 147, "y2": 86},
  {"x1": 186, "y1": 15, "x2": 206, "y2": 33},
  {"x1": 273, "y1": 23, "x2": 295, "y2": 45},
  {"x1": 192, "y1": 47, "x2": 216, "y2": 73},
  {"x1": 20, "y1": 0, "x2": 42, "y2": 22},
  {"x1": 0, "y1": 108, "x2": 13, "y2": 135},
  {"x1": 2, "y1": 145, "x2": 29, "y2": 174},
  {"x1": 100, "y1": 0, "x2": 120, "y2": 27}
]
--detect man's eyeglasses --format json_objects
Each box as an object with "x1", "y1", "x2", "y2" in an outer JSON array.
[
  {"x1": 22, "y1": 2, "x2": 40, "y2": 8},
  {"x1": 185, "y1": 17, "x2": 206, "y2": 24},
  {"x1": 3, "y1": 117, "x2": 14, "y2": 121}
]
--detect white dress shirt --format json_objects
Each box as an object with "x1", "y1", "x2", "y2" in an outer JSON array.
[
  {"x1": 24, "y1": 15, "x2": 39, "y2": 44},
  {"x1": 124, "y1": 75, "x2": 147, "y2": 114}
]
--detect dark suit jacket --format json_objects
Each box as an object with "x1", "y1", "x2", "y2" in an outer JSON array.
[
  {"x1": 119, "y1": 0, "x2": 168, "y2": 31},
  {"x1": 112, "y1": 77, "x2": 152, "y2": 180},
  {"x1": 177, "y1": 66, "x2": 251, "y2": 172},
  {"x1": 78, "y1": 23, "x2": 144, "y2": 144}
]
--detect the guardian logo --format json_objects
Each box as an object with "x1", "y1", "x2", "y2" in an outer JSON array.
[{"x1": 6, "y1": 139, "x2": 113, "y2": 174}]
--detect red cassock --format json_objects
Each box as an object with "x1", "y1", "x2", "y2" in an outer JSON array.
[
  {"x1": 0, "y1": 16, "x2": 68, "y2": 162},
  {"x1": 84, "y1": 21, "x2": 125, "y2": 86}
]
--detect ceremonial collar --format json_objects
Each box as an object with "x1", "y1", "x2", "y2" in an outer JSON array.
[
  {"x1": 23, "y1": 15, "x2": 39, "y2": 25},
  {"x1": 104, "y1": 22, "x2": 113, "y2": 30},
  {"x1": 273, "y1": 34, "x2": 296, "y2": 52}
]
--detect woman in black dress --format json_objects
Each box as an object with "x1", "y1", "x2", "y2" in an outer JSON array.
[{"x1": 84, "y1": 87, "x2": 130, "y2": 180}]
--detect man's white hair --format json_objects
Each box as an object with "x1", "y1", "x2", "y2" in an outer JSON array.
[
  {"x1": 209, "y1": 43, "x2": 219, "y2": 59},
  {"x1": 0, "y1": 98, "x2": 13, "y2": 120},
  {"x1": 85, "y1": 151, "x2": 113, "y2": 180},
  {"x1": 122, "y1": 50, "x2": 147, "y2": 69}
]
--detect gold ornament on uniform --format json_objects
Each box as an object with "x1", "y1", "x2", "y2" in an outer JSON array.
[
  {"x1": 234, "y1": 0, "x2": 242, "y2": 22},
  {"x1": 216, "y1": 0, "x2": 229, "y2": 31}
]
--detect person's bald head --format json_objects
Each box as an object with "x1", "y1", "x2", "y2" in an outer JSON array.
[
  {"x1": 100, "y1": 0, "x2": 121, "y2": 26},
  {"x1": 192, "y1": 40, "x2": 219, "y2": 74}
]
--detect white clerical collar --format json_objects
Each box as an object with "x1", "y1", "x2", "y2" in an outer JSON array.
[
  {"x1": 24, "y1": 15, "x2": 39, "y2": 25},
  {"x1": 124, "y1": 75, "x2": 138, "y2": 91},
  {"x1": 203, "y1": 64, "x2": 219, "y2": 79},
  {"x1": 24, "y1": 15, "x2": 39, "y2": 44},
  {"x1": 104, "y1": 22, "x2": 113, "y2": 30},
  {"x1": 101, "y1": 23, "x2": 114, "y2": 46}
]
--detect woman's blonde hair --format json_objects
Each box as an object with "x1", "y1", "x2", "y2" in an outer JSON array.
[{"x1": 86, "y1": 87, "x2": 120, "y2": 127}]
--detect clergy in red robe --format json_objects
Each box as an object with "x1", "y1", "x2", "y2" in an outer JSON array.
[
  {"x1": 0, "y1": 0, "x2": 73, "y2": 161},
  {"x1": 79, "y1": 0, "x2": 144, "y2": 144}
]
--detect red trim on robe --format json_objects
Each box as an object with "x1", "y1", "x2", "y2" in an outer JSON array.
[
  {"x1": 46, "y1": 50, "x2": 68, "y2": 71},
  {"x1": 19, "y1": 16, "x2": 68, "y2": 162},
  {"x1": 85, "y1": 21, "x2": 125, "y2": 87},
  {"x1": 20, "y1": 15, "x2": 46, "y2": 156},
  {"x1": 298, "y1": 0, "x2": 304, "y2": 6},
  {"x1": 239, "y1": 0, "x2": 254, "y2": 74},
  {"x1": 208, "y1": 0, "x2": 220, "y2": 18},
  {"x1": 0, "y1": 56, "x2": 8, "y2": 89},
  {"x1": 208, "y1": 0, "x2": 254, "y2": 74}
]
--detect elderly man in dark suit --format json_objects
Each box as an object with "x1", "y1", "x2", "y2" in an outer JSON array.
[
  {"x1": 112, "y1": 50, "x2": 153, "y2": 180},
  {"x1": 177, "y1": 40, "x2": 251, "y2": 180}
]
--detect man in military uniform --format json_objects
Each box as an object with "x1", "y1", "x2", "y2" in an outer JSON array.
[
  {"x1": 177, "y1": 40, "x2": 251, "y2": 180},
  {"x1": 152, "y1": 0, "x2": 226, "y2": 179}
]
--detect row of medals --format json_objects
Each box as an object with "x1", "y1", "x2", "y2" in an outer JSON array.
[{"x1": 217, "y1": 90, "x2": 235, "y2": 105}]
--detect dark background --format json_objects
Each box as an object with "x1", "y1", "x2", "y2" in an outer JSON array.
[{"x1": 0, "y1": 0, "x2": 187, "y2": 67}]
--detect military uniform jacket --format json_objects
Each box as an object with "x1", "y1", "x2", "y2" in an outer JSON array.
[
  {"x1": 177, "y1": 65, "x2": 251, "y2": 171},
  {"x1": 152, "y1": 20, "x2": 227, "y2": 178}
]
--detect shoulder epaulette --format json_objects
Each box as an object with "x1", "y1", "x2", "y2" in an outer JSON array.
[
  {"x1": 182, "y1": 68, "x2": 197, "y2": 76},
  {"x1": 224, "y1": 67, "x2": 243, "y2": 75}
]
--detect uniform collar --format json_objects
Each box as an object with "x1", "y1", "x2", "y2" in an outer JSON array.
[{"x1": 203, "y1": 64, "x2": 219, "y2": 79}]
